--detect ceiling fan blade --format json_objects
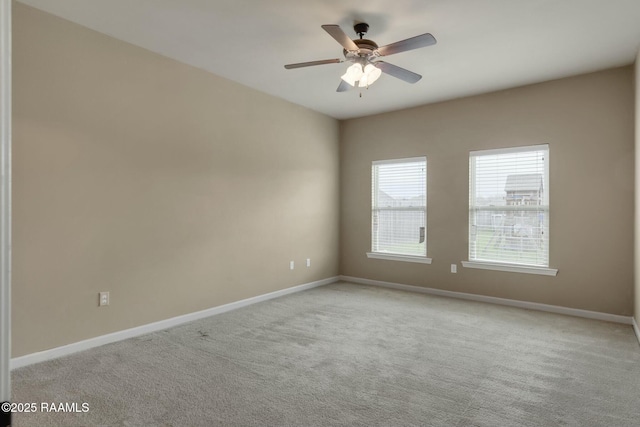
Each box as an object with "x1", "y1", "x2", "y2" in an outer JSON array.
[
  {"x1": 376, "y1": 33, "x2": 436, "y2": 57},
  {"x1": 321, "y1": 24, "x2": 359, "y2": 52},
  {"x1": 284, "y1": 59, "x2": 342, "y2": 69},
  {"x1": 374, "y1": 61, "x2": 422, "y2": 84},
  {"x1": 337, "y1": 80, "x2": 351, "y2": 92}
]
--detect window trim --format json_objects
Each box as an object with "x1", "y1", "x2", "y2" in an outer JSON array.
[
  {"x1": 466, "y1": 144, "x2": 556, "y2": 274},
  {"x1": 469, "y1": 144, "x2": 550, "y2": 157},
  {"x1": 461, "y1": 260, "x2": 557, "y2": 276},
  {"x1": 370, "y1": 156, "x2": 429, "y2": 262},
  {"x1": 367, "y1": 252, "x2": 433, "y2": 264}
]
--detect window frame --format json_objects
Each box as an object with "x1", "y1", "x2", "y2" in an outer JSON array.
[
  {"x1": 463, "y1": 144, "x2": 557, "y2": 276},
  {"x1": 367, "y1": 156, "x2": 432, "y2": 265}
]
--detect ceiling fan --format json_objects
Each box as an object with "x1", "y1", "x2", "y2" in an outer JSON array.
[{"x1": 284, "y1": 23, "x2": 437, "y2": 92}]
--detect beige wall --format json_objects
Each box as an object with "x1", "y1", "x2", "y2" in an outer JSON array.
[
  {"x1": 12, "y1": 3, "x2": 340, "y2": 357},
  {"x1": 341, "y1": 67, "x2": 635, "y2": 315}
]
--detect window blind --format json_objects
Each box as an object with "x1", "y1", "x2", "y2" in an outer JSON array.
[
  {"x1": 469, "y1": 145, "x2": 549, "y2": 266},
  {"x1": 372, "y1": 157, "x2": 427, "y2": 257}
]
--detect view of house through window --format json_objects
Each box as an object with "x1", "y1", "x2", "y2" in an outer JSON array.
[
  {"x1": 371, "y1": 157, "x2": 427, "y2": 257},
  {"x1": 469, "y1": 145, "x2": 549, "y2": 266}
]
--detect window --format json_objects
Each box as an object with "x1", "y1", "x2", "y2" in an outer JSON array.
[
  {"x1": 368, "y1": 157, "x2": 430, "y2": 264},
  {"x1": 465, "y1": 144, "x2": 556, "y2": 275}
]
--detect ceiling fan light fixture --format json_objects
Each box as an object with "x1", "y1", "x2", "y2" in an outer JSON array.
[
  {"x1": 359, "y1": 63, "x2": 382, "y2": 87},
  {"x1": 341, "y1": 63, "x2": 363, "y2": 86}
]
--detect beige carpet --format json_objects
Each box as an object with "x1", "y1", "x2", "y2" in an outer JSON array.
[{"x1": 10, "y1": 282, "x2": 640, "y2": 426}]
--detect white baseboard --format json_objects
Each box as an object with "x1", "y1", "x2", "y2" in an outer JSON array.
[
  {"x1": 633, "y1": 318, "x2": 640, "y2": 346},
  {"x1": 11, "y1": 276, "x2": 339, "y2": 369},
  {"x1": 339, "y1": 275, "x2": 634, "y2": 325}
]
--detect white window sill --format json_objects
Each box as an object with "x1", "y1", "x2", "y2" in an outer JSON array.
[
  {"x1": 366, "y1": 252, "x2": 432, "y2": 264},
  {"x1": 461, "y1": 260, "x2": 558, "y2": 276}
]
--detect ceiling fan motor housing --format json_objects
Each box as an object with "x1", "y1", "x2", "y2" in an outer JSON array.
[{"x1": 344, "y1": 38, "x2": 379, "y2": 62}]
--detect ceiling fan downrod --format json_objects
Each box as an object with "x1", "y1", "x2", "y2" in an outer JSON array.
[{"x1": 354, "y1": 22, "x2": 369, "y2": 39}]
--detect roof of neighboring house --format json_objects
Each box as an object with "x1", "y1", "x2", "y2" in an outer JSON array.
[
  {"x1": 504, "y1": 174, "x2": 543, "y2": 192},
  {"x1": 376, "y1": 190, "x2": 426, "y2": 207},
  {"x1": 377, "y1": 190, "x2": 395, "y2": 206}
]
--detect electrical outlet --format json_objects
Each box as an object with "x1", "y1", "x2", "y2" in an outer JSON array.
[
  {"x1": 289, "y1": 261, "x2": 294, "y2": 270},
  {"x1": 306, "y1": 258, "x2": 311, "y2": 267},
  {"x1": 451, "y1": 264, "x2": 457, "y2": 273},
  {"x1": 99, "y1": 291, "x2": 109, "y2": 306}
]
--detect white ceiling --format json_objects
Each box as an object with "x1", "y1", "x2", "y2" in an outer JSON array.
[{"x1": 18, "y1": 0, "x2": 640, "y2": 120}]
